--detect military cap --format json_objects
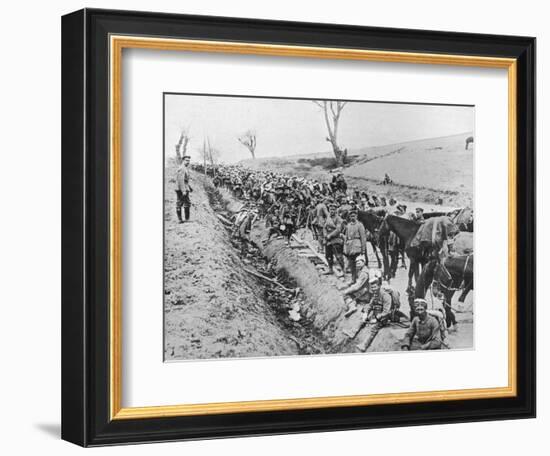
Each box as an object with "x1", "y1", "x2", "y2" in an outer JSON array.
[
  {"x1": 413, "y1": 298, "x2": 428, "y2": 309},
  {"x1": 355, "y1": 255, "x2": 366, "y2": 265}
]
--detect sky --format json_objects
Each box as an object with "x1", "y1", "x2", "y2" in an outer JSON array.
[{"x1": 164, "y1": 94, "x2": 473, "y2": 163}]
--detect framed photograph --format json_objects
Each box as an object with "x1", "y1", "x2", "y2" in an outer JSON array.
[{"x1": 61, "y1": 8, "x2": 535, "y2": 446}]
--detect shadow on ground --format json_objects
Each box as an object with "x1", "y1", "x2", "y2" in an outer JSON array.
[{"x1": 34, "y1": 423, "x2": 60, "y2": 439}]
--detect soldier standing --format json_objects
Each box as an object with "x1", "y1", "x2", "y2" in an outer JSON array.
[
  {"x1": 387, "y1": 230, "x2": 399, "y2": 278},
  {"x1": 313, "y1": 197, "x2": 330, "y2": 252},
  {"x1": 412, "y1": 207, "x2": 425, "y2": 224},
  {"x1": 343, "y1": 209, "x2": 367, "y2": 284},
  {"x1": 323, "y1": 204, "x2": 345, "y2": 276},
  {"x1": 175, "y1": 155, "x2": 192, "y2": 223}
]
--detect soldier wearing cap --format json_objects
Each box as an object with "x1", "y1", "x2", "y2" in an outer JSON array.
[
  {"x1": 355, "y1": 273, "x2": 394, "y2": 352},
  {"x1": 343, "y1": 256, "x2": 370, "y2": 298},
  {"x1": 323, "y1": 203, "x2": 345, "y2": 275},
  {"x1": 343, "y1": 209, "x2": 367, "y2": 284},
  {"x1": 279, "y1": 197, "x2": 296, "y2": 244},
  {"x1": 175, "y1": 155, "x2": 192, "y2": 223},
  {"x1": 313, "y1": 197, "x2": 330, "y2": 252},
  {"x1": 401, "y1": 299, "x2": 443, "y2": 350},
  {"x1": 412, "y1": 207, "x2": 425, "y2": 224},
  {"x1": 336, "y1": 172, "x2": 348, "y2": 193}
]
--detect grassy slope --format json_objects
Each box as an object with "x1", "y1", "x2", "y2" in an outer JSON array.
[
  {"x1": 239, "y1": 132, "x2": 473, "y2": 207},
  {"x1": 346, "y1": 133, "x2": 473, "y2": 194}
]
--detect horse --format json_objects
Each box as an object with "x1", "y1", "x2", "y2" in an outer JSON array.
[
  {"x1": 451, "y1": 207, "x2": 474, "y2": 232},
  {"x1": 379, "y1": 214, "x2": 432, "y2": 289},
  {"x1": 356, "y1": 210, "x2": 386, "y2": 271},
  {"x1": 449, "y1": 231, "x2": 473, "y2": 255},
  {"x1": 415, "y1": 255, "x2": 474, "y2": 328}
]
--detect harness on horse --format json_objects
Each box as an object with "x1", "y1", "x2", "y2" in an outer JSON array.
[{"x1": 433, "y1": 254, "x2": 472, "y2": 293}]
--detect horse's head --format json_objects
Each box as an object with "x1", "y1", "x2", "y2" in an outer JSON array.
[{"x1": 357, "y1": 210, "x2": 381, "y2": 234}]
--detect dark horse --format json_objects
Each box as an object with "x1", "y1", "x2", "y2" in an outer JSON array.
[
  {"x1": 378, "y1": 214, "x2": 424, "y2": 288},
  {"x1": 415, "y1": 255, "x2": 474, "y2": 328},
  {"x1": 356, "y1": 210, "x2": 385, "y2": 271}
]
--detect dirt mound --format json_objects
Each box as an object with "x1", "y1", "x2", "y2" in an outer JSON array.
[
  {"x1": 164, "y1": 170, "x2": 298, "y2": 360},
  {"x1": 219, "y1": 189, "x2": 374, "y2": 349},
  {"x1": 248, "y1": 225, "x2": 347, "y2": 333}
]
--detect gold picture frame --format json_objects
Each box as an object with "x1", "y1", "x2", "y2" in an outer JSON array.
[{"x1": 110, "y1": 36, "x2": 517, "y2": 420}]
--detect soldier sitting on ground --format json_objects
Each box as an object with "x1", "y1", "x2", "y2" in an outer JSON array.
[
  {"x1": 401, "y1": 299, "x2": 443, "y2": 350},
  {"x1": 342, "y1": 256, "x2": 370, "y2": 317},
  {"x1": 381, "y1": 280, "x2": 409, "y2": 324},
  {"x1": 355, "y1": 274, "x2": 394, "y2": 352}
]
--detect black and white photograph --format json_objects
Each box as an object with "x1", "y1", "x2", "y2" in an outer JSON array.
[{"x1": 163, "y1": 94, "x2": 475, "y2": 361}]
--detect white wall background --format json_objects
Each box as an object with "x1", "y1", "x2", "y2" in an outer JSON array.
[{"x1": 0, "y1": 0, "x2": 544, "y2": 454}]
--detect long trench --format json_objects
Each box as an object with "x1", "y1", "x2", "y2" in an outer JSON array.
[
  {"x1": 203, "y1": 177, "x2": 335, "y2": 356},
  {"x1": 200, "y1": 175, "x2": 389, "y2": 354}
]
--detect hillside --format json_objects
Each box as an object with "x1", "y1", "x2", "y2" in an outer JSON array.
[
  {"x1": 239, "y1": 132, "x2": 474, "y2": 207},
  {"x1": 346, "y1": 133, "x2": 473, "y2": 195}
]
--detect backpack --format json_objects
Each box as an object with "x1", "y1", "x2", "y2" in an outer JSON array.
[
  {"x1": 383, "y1": 286, "x2": 401, "y2": 310},
  {"x1": 427, "y1": 309, "x2": 448, "y2": 341}
]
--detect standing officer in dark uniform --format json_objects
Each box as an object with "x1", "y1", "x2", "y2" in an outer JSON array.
[{"x1": 175, "y1": 155, "x2": 192, "y2": 223}]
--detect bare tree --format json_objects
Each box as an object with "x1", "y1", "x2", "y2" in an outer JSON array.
[
  {"x1": 175, "y1": 127, "x2": 190, "y2": 164},
  {"x1": 238, "y1": 130, "x2": 257, "y2": 159},
  {"x1": 312, "y1": 100, "x2": 348, "y2": 166}
]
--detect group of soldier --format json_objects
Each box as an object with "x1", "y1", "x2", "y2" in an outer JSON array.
[
  {"x1": 341, "y1": 253, "x2": 445, "y2": 352},
  {"x1": 178, "y1": 158, "x2": 447, "y2": 352}
]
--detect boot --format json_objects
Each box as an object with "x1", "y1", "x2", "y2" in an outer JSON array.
[
  {"x1": 176, "y1": 207, "x2": 184, "y2": 223},
  {"x1": 184, "y1": 206, "x2": 190, "y2": 221}
]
